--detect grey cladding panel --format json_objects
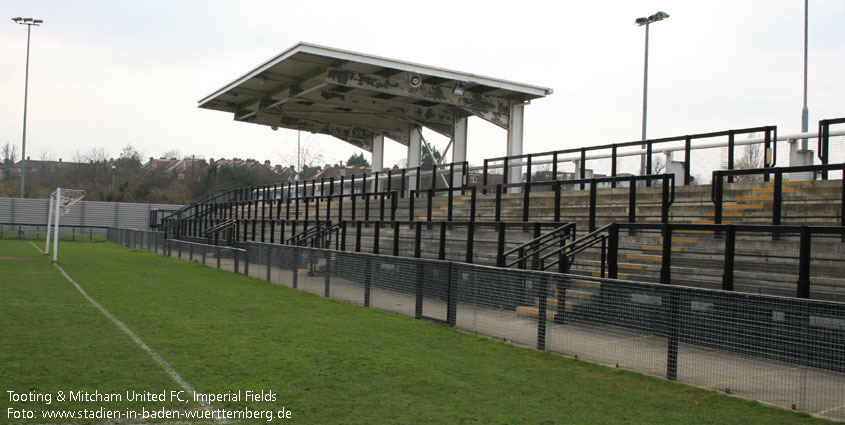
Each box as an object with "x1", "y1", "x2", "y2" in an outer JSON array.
[{"x1": 0, "y1": 197, "x2": 184, "y2": 230}]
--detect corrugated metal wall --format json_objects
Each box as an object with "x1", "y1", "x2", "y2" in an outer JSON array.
[{"x1": 0, "y1": 197, "x2": 183, "y2": 230}]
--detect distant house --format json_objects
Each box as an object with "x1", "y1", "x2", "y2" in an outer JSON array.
[
  {"x1": 8, "y1": 157, "x2": 80, "y2": 176},
  {"x1": 143, "y1": 157, "x2": 209, "y2": 182},
  {"x1": 312, "y1": 164, "x2": 371, "y2": 180}
]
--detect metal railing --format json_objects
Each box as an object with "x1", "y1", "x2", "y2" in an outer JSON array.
[
  {"x1": 484, "y1": 125, "x2": 776, "y2": 187},
  {"x1": 1, "y1": 223, "x2": 108, "y2": 241},
  {"x1": 108, "y1": 227, "x2": 845, "y2": 421},
  {"x1": 711, "y1": 163, "x2": 845, "y2": 226},
  {"x1": 500, "y1": 222, "x2": 576, "y2": 270},
  {"x1": 603, "y1": 222, "x2": 845, "y2": 300}
]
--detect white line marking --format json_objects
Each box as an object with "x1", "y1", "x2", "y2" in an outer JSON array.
[
  {"x1": 29, "y1": 242, "x2": 219, "y2": 420},
  {"x1": 30, "y1": 241, "x2": 47, "y2": 255}
]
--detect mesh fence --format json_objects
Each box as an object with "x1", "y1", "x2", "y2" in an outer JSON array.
[
  {"x1": 109, "y1": 227, "x2": 845, "y2": 420},
  {"x1": 1, "y1": 223, "x2": 107, "y2": 241}
]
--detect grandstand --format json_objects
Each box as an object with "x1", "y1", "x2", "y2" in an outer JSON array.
[{"x1": 118, "y1": 43, "x2": 845, "y2": 419}]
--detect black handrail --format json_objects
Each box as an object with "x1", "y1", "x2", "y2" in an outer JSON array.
[
  {"x1": 287, "y1": 220, "x2": 333, "y2": 246},
  {"x1": 538, "y1": 223, "x2": 613, "y2": 273},
  {"x1": 500, "y1": 223, "x2": 577, "y2": 269},
  {"x1": 202, "y1": 219, "x2": 236, "y2": 237}
]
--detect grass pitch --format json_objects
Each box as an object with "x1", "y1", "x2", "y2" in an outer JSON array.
[{"x1": 0, "y1": 239, "x2": 833, "y2": 424}]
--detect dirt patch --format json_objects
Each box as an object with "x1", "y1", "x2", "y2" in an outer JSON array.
[{"x1": 0, "y1": 256, "x2": 33, "y2": 261}]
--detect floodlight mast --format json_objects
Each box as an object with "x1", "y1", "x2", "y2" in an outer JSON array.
[
  {"x1": 11, "y1": 16, "x2": 43, "y2": 199},
  {"x1": 636, "y1": 11, "x2": 669, "y2": 177}
]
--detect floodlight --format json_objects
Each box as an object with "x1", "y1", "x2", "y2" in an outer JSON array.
[
  {"x1": 652, "y1": 11, "x2": 669, "y2": 21},
  {"x1": 635, "y1": 17, "x2": 649, "y2": 26},
  {"x1": 453, "y1": 81, "x2": 467, "y2": 96},
  {"x1": 33, "y1": 19, "x2": 43, "y2": 24},
  {"x1": 23, "y1": 17, "x2": 32, "y2": 22},
  {"x1": 12, "y1": 17, "x2": 22, "y2": 22}
]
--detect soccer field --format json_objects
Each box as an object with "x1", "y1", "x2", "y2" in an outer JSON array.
[{"x1": 0, "y1": 239, "x2": 833, "y2": 424}]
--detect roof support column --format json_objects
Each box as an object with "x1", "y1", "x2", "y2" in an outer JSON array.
[
  {"x1": 407, "y1": 126, "x2": 422, "y2": 196},
  {"x1": 371, "y1": 135, "x2": 385, "y2": 192},
  {"x1": 506, "y1": 102, "x2": 525, "y2": 192},
  {"x1": 452, "y1": 116, "x2": 468, "y2": 189}
]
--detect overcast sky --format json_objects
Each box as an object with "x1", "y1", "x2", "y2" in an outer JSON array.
[{"x1": 1, "y1": 0, "x2": 843, "y2": 169}]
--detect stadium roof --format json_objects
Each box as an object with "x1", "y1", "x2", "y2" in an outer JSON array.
[{"x1": 198, "y1": 42, "x2": 552, "y2": 151}]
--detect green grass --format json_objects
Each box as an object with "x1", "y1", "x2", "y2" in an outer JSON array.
[{"x1": 0, "y1": 239, "x2": 833, "y2": 424}]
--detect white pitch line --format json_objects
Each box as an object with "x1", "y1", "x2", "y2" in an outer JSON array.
[{"x1": 29, "y1": 242, "x2": 219, "y2": 420}]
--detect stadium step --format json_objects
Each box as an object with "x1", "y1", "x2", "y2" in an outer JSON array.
[
  {"x1": 642, "y1": 245, "x2": 682, "y2": 252},
  {"x1": 752, "y1": 187, "x2": 795, "y2": 194},
  {"x1": 766, "y1": 180, "x2": 810, "y2": 187}
]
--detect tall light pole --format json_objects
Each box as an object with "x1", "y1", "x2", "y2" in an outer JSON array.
[
  {"x1": 801, "y1": 0, "x2": 809, "y2": 149},
  {"x1": 11, "y1": 17, "x2": 43, "y2": 199},
  {"x1": 636, "y1": 11, "x2": 669, "y2": 176}
]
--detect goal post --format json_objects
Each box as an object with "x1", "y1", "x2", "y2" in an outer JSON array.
[{"x1": 45, "y1": 188, "x2": 86, "y2": 263}]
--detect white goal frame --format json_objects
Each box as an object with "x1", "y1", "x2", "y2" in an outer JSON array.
[{"x1": 45, "y1": 188, "x2": 86, "y2": 263}]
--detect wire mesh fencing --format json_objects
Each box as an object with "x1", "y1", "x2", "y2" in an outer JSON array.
[
  {"x1": 109, "y1": 228, "x2": 845, "y2": 421},
  {"x1": 1, "y1": 223, "x2": 107, "y2": 241}
]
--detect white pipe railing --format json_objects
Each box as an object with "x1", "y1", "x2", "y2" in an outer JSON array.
[{"x1": 475, "y1": 129, "x2": 845, "y2": 172}]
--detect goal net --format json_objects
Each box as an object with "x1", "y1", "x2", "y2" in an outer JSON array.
[{"x1": 45, "y1": 188, "x2": 86, "y2": 262}]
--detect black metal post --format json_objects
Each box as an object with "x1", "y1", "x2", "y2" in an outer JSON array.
[
  {"x1": 797, "y1": 227, "x2": 811, "y2": 298},
  {"x1": 393, "y1": 221, "x2": 400, "y2": 256},
  {"x1": 522, "y1": 182, "x2": 530, "y2": 222},
  {"x1": 373, "y1": 221, "x2": 380, "y2": 255},
  {"x1": 465, "y1": 221, "x2": 475, "y2": 264},
  {"x1": 415, "y1": 260, "x2": 424, "y2": 319},
  {"x1": 661, "y1": 175, "x2": 670, "y2": 224},
  {"x1": 537, "y1": 275, "x2": 548, "y2": 351},
  {"x1": 666, "y1": 288, "x2": 680, "y2": 380},
  {"x1": 722, "y1": 225, "x2": 735, "y2": 291},
  {"x1": 470, "y1": 186, "x2": 477, "y2": 222},
  {"x1": 409, "y1": 190, "x2": 415, "y2": 222},
  {"x1": 414, "y1": 221, "x2": 422, "y2": 259},
  {"x1": 713, "y1": 172, "x2": 724, "y2": 225},
  {"x1": 579, "y1": 148, "x2": 586, "y2": 190},
  {"x1": 727, "y1": 130, "x2": 735, "y2": 183},
  {"x1": 438, "y1": 222, "x2": 446, "y2": 261},
  {"x1": 495, "y1": 184, "x2": 502, "y2": 222},
  {"x1": 340, "y1": 221, "x2": 346, "y2": 251},
  {"x1": 589, "y1": 179, "x2": 598, "y2": 232},
  {"x1": 496, "y1": 221, "x2": 506, "y2": 267},
  {"x1": 607, "y1": 224, "x2": 619, "y2": 279},
  {"x1": 482, "y1": 160, "x2": 489, "y2": 195},
  {"x1": 660, "y1": 224, "x2": 672, "y2": 284},
  {"x1": 448, "y1": 183, "x2": 454, "y2": 221},
  {"x1": 324, "y1": 251, "x2": 331, "y2": 297},
  {"x1": 773, "y1": 170, "x2": 783, "y2": 226},
  {"x1": 446, "y1": 262, "x2": 457, "y2": 327},
  {"x1": 629, "y1": 176, "x2": 637, "y2": 224},
  {"x1": 364, "y1": 256, "x2": 371, "y2": 307},
  {"x1": 355, "y1": 221, "x2": 362, "y2": 252},
  {"x1": 427, "y1": 189, "x2": 433, "y2": 222}
]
